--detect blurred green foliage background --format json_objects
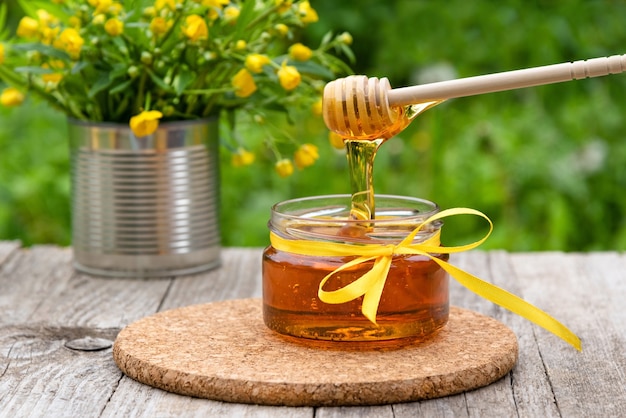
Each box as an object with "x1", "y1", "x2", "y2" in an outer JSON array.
[{"x1": 2, "y1": 0, "x2": 626, "y2": 251}]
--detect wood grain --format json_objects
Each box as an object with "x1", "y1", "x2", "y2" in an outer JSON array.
[{"x1": 0, "y1": 244, "x2": 623, "y2": 417}]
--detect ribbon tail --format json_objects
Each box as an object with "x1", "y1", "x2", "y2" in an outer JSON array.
[
  {"x1": 361, "y1": 256, "x2": 393, "y2": 324},
  {"x1": 431, "y1": 257, "x2": 582, "y2": 351}
]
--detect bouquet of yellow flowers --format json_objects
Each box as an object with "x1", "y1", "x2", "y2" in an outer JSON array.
[{"x1": 0, "y1": 0, "x2": 353, "y2": 175}]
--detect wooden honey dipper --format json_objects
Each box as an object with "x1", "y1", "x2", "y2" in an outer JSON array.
[{"x1": 323, "y1": 54, "x2": 626, "y2": 139}]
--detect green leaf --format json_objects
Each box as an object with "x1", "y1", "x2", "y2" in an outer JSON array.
[
  {"x1": 109, "y1": 79, "x2": 134, "y2": 95},
  {"x1": 292, "y1": 61, "x2": 335, "y2": 80},
  {"x1": 16, "y1": 0, "x2": 69, "y2": 23},
  {"x1": 0, "y1": 3, "x2": 7, "y2": 37},
  {"x1": 88, "y1": 73, "x2": 112, "y2": 99},
  {"x1": 319, "y1": 31, "x2": 334, "y2": 48},
  {"x1": 109, "y1": 63, "x2": 129, "y2": 81},
  {"x1": 71, "y1": 61, "x2": 89, "y2": 75},
  {"x1": 234, "y1": 0, "x2": 261, "y2": 39},
  {"x1": 338, "y1": 44, "x2": 356, "y2": 65},
  {"x1": 145, "y1": 67, "x2": 174, "y2": 92},
  {"x1": 173, "y1": 67, "x2": 195, "y2": 96},
  {"x1": 320, "y1": 54, "x2": 354, "y2": 76},
  {"x1": 11, "y1": 43, "x2": 71, "y2": 61},
  {"x1": 14, "y1": 66, "x2": 53, "y2": 75}
]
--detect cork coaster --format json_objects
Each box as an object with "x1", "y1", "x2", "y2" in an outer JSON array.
[{"x1": 113, "y1": 298, "x2": 518, "y2": 406}]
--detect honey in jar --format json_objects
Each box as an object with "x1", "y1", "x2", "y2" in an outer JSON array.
[{"x1": 262, "y1": 194, "x2": 449, "y2": 342}]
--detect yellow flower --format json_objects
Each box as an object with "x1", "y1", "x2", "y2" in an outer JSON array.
[
  {"x1": 224, "y1": 5, "x2": 240, "y2": 22},
  {"x1": 277, "y1": 61, "x2": 301, "y2": 91},
  {"x1": 289, "y1": 43, "x2": 312, "y2": 61},
  {"x1": 1, "y1": 87, "x2": 25, "y2": 107},
  {"x1": 93, "y1": 14, "x2": 106, "y2": 25},
  {"x1": 0, "y1": 43, "x2": 4, "y2": 65},
  {"x1": 182, "y1": 15, "x2": 208, "y2": 42},
  {"x1": 231, "y1": 147, "x2": 255, "y2": 167},
  {"x1": 294, "y1": 143, "x2": 319, "y2": 169},
  {"x1": 275, "y1": 0, "x2": 292, "y2": 14},
  {"x1": 275, "y1": 159, "x2": 294, "y2": 177},
  {"x1": 104, "y1": 18, "x2": 124, "y2": 36},
  {"x1": 311, "y1": 98, "x2": 323, "y2": 116},
  {"x1": 42, "y1": 72, "x2": 64, "y2": 85},
  {"x1": 109, "y1": 2, "x2": 124, "y2": 15},
  {"x1": 69, "y1": 16, "x2": 81, "y2": 28},
  {"x1": 143, "y1": 6, "x2": 156, "y2": 17},
  {"x1": 231, "y1": 68, "x2": 257, "y2": 97},
  {"x1": 298, "y1": 1, "x2": 318, "y2": 24},
  {"x1": 129, "y1": 110, "x2": 163, "y2": 137},
  {"x1": 155, "y1": 0, "x2": 177, "y2": 11},
  {"x1": 244, "y1": 54, "x2": 270, "y2": 74},
  {"x1": 54, "y1": 28, "x2": 85, "y2": 59},
  {"x1": 201, "y1": 0, "x2": 229, "y2": 6},
  {"x1": 235, "y1": 40, "x2": 247, "y2": 50},
  {"x1": 274, "y1": 23, "x2": 288, "y2": 37},
  {"x1": 337, "y1": 32, "x2": 353, "y2": 45},
  {"x1": 207, "y1": 8, "x2": 219, "y2": 21},
  {"x1": 150, "y1": 17, "x2": 170, "y2": 36},
  {"x1": 49, "y1": 59, "x2": 66, "y2": 70},
  {"x1": 93, "y1": 0, "x2": 113, "y2": 15},
  {"x1": 16, "y1": 17, "x2": 39, "y2": 38},
  {"x1": 36, "y1": 9, "x2": 58, "y2": 27},
  {"x1": 42, "y1": 61, "x2": 65, "y2": 83},
  {"x1": 328, "y1": 131, "x2": 345, "y2": 149},
  {"x1": 40, "y1": 26, "x2": 60, "y2": 45}
]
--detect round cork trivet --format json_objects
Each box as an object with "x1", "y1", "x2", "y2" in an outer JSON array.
[{"x1": 113, "y1": 298, "x2": 518, "y2": 406}]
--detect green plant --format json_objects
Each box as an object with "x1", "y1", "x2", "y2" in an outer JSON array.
[{"x1": 0, "y1": 0, "x2": 352, "y2": 170}]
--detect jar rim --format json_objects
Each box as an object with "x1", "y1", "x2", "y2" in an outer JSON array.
[
  {"x1": 271, "y1": 194, "x2": 439, "y2": 224},
  {"x1": 269, "y1": 194, "x2": 442, "y2": 245}
]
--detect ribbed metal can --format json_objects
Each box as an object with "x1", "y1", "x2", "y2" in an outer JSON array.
[{"x1": 68, "y1": 118, "x2": 221, "y2": 278}]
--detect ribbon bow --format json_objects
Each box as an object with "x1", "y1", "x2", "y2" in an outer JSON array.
[{"x1": 269, "y1": 207, "x2": 581, "y2": 351}]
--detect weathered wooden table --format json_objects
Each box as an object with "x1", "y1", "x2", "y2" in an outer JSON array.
[{"x1": 1, "y1": 241, "x2": 624, "y2": 417}]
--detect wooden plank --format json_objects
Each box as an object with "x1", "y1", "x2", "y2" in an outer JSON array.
[
  {"x1": 392, "y1": 394, "x2": 469, "y2": 417},
  {"x1": 487, "y1": 250, "x2": 562, "y2": 418},
  {"x1": 0, "y1": 244, "x2": 175, "y2": 415},
  {"x1": 0, "y1": 245, "x2": 75, "y2": 327},
  {"x1": 0, "y1": 240, "x2": 20, "y2": 266},
  {"x1": 316, "y1": 405, "x2": 393, "y2": 418},
  {"x1": 447, "y1": 251, "x2": 519, "y2": 417},
  {"x1": 159, "y1": 248, "x2": 263, "y2": 311},
  {"x1": 28, "y1": 270, "x2": 171, "y2": 330},
  {"x1": 0, "y1": 325, "x2": 120, "y2": 417},
  {"x1": 392, "y1": 393, "x2": 469, "y2": 418},
  {"x1": 102, "y1": 378, "x2": 314, "y2": 418},
  {"x1": 0, "y1": 243, "x2": 171, "y2": 330},
  {"x1": 1, "y1": 245, "x2": 623, "y2": 416},
  {"x1": 507, "y1": 252, "x2": 626, "y2": 418}
]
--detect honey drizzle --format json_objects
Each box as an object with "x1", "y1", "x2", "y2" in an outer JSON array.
[{"x1": 345, "y1": 101, "x2": 444, "y2": 220}]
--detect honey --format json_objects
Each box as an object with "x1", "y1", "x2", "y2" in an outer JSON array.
[
  {"x1": 262, "y1": 195, "x2": 449, "y2": 341},
  {"x1": 344, "y1": 102, "x2": 443, "y2": 221}
]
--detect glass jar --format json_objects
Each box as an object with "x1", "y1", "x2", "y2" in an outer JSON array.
[{"x1": 262, "y1": 194, "x2": 449, "y2": 342}]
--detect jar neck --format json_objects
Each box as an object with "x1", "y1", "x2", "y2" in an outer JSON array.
[{"x1": 269, "y1": 194, "x2": 442, "y2": 245}]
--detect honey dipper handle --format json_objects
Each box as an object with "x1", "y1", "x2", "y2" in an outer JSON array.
[{"x1": 388, "y1": 54, "x2": 626, "y2": 105}]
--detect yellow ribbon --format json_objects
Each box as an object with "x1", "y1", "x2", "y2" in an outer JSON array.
[{"x1": 269, "y1": 207, "x2": 582, "y2": 351}]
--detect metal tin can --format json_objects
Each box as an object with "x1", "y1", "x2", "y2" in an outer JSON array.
[{"x1": 69, "y1": 118, "x2": 220, "y2": 278}]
